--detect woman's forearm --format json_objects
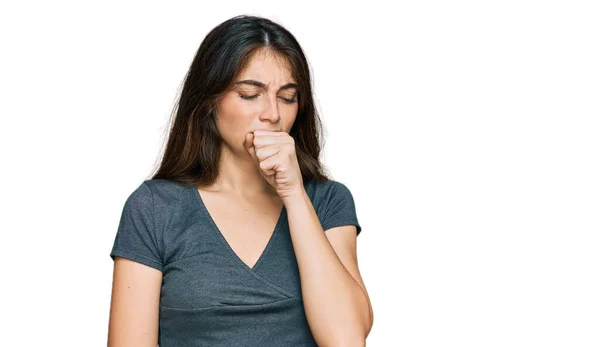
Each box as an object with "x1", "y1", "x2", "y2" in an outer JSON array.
[{"x1": 282, "y1": 188, "x2": 370, "y2": 346}]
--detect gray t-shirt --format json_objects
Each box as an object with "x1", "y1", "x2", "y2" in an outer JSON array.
[{"x1": 110, "y1": 178, "x2": 362, "y2": 346}]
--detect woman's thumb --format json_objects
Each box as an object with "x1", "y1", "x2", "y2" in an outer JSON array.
[
  {"x1": 244, "y1": 132, "x2": 253, "y2": 148},
  {"x1": 244, "y1": 133, "x2": 257, "y2": 160}
]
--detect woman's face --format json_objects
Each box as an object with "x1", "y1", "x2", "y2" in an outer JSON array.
[{"x1": 215, "y1": 49, "x2": 299, "y2": 154}]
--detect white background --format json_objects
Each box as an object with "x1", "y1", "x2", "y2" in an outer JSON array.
[{"x1": 1, "y1": 1, "x2": 598, "y2": 346}]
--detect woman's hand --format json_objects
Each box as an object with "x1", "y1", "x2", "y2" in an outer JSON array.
[{"x1": 244, "y1": 130, "x2": 304, "y2": 199}]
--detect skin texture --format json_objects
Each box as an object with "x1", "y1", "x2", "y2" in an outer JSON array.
[
  {"x1": 107, "y1": 48, "x2": 373, "y2": 346},
  {"x1": 108, "y1": 257, "x2": 162, "y2": 346}
]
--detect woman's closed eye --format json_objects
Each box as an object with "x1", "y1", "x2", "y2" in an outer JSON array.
[{"x1": 238, "y1": 93, "x2": 297, "y2": 104}]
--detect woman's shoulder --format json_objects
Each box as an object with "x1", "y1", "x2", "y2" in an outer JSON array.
[
  {"x1": 304, "y1": 178, "x2": 351, "y2": 197},
  {"x1": 136, "y1": 178, "x2": 196, "y2": 210},
  {"x1": 143, "y1": 178, "x2": 189, "y2": 194},
  {"x1": 303, "y1": 178, "x2": 354, "y2": 210}
]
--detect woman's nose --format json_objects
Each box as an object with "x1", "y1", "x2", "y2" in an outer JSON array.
[{"x1": 259, "y1": 96, "x2": 281, "y2": 123}]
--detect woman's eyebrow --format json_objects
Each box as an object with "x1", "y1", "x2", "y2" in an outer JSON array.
[{"x1": 233, "y1": 79, "x2": 298, "y2": 92}]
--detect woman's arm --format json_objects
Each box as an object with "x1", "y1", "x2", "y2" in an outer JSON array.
[
  {"x1": 283, "y1": 188, "x2": 372, "y2": 347},
  {"x1": 107, "y1": 257, "x2": 162, "y2": 347}
]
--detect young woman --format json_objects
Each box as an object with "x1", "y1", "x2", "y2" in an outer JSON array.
[{"x1": 108, "y1": 14, "x2": 373, "y2": 346}]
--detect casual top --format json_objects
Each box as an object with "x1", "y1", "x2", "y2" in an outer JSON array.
[{"x1": 110, "y1": 178, "x2": 362, "y2": 346}]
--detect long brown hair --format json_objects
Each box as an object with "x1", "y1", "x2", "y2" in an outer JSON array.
[{"x1": 149, "y1": 15, "x2": 331, "y2": 186}]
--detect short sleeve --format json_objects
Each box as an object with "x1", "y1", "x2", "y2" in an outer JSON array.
[
  {"x1": 321, "y1": 181, "x2": 362, "y2": 236},
  {"x1": 110, "y1": 181, "x2": 164, "y2": 271}
]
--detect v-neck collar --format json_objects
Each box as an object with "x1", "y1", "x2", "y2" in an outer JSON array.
[{"x1": 189, "y1": 183, "x2": 287, "y2": 272}]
